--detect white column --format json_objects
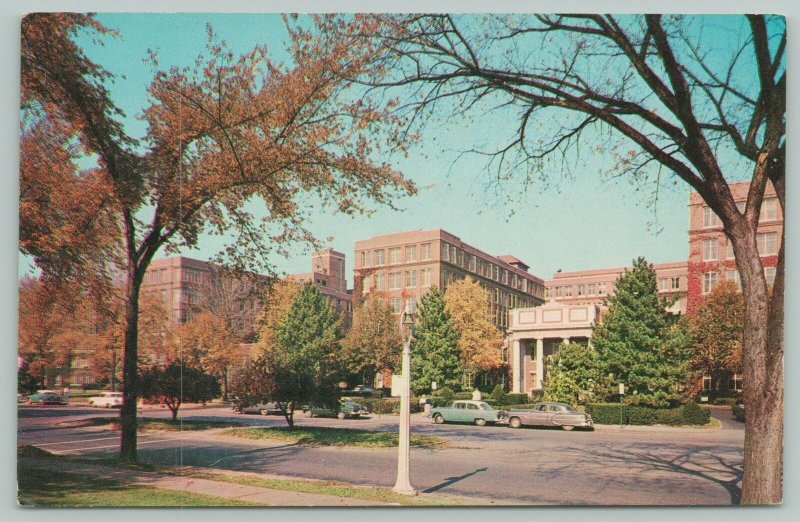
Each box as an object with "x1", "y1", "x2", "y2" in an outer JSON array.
[
  {"x1": 536, "y1": 338, "x2": 544, "y2": 390},
  {"x1": 511, "y1": 339, "x2": 522, "y2": 393}
]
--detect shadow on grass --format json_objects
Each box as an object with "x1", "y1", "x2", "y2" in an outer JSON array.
[{"x1": 17, "y1": 464, "x2": 127, "y2": 506}]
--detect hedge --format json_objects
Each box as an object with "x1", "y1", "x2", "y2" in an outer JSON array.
[{"x1": 586, "y1": 402, "x2": 711, "y2": 426}]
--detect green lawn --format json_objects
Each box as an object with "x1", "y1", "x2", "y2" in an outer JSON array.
[
  {"x1": 223, "y1": 426, "x2": 446, "y2": 448},
  {"x1": 17, "y1": 465, "x2": 259, "y2": 507}
]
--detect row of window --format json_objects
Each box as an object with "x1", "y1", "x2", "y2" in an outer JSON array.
[
  {"x1": 701, "y1": 232, "x2": 778, "y2": 260},
  {"x1": 702, "y1": 267, "x2": 776, "y2": 294},
  {"x1": 362, "y1": 268, "x2": 433, "y2": 294},
  {"x1": 702, "y1": 198, "x2": 779, "y2": 228},
  {"x1": 441, "y1": 242, "x2": 539, "y2": 297},
  {"x1": 549, "y1": 281, "x2": 611, "y2": 299},
  {"x1": 143, "y1": 267, "x2": 171, "y2": 285},
  {"x1": 360, "y1": 243, "x2": 433, "y2": 267}
]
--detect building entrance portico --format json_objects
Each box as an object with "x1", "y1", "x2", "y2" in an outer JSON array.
[{"x1": 507, "y1": 302, "x2": 598, "y2": 394}]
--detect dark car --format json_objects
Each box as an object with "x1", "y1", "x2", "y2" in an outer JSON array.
[
  {"x1": 234, "y1": 402, "x2": 283, "y2": 415},
  {"x1": 303, "y1": 399, "x2": 369, "y2": 419},
  {"x1": 503, "y1": 402, "x2": 594, "y2": 431}
]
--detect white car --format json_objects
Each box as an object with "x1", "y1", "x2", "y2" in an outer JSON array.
[{"x1": 88, "y1": 391, "x2": 124, "y2": 408}]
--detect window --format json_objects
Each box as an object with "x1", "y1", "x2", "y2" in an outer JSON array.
[
  {"x1": 703, "y1": 206, "x2": 719, "y2": 228},
  {"x1": 389, "y1": 272, "x2": 401, "y2": 290},
  {"x1": 764, "y1": 266, "x2": 776, "y2": 286},
  {"x1": 374, "y1": 273, "x2": 385, "y2": 291},
  {"x1": 760, "y1": 198, "x2": 778, "y2": 222},
  {"x1": 390, "y1": 297, "x2": 402, "y2": 313},
  {"x1": 726, "y1": 241, "x2": 735, "y2": 259},
  {"x1": 469, "y1": 255, "x2": 477, "y2": 272},
  {"x1": 457, "y1": 249, "x2": 464, "y2": 267},
  {"x1": 671, "y1": 277, "x2": 681, "y2": 290},
  {"x1": 405, "y1": 270, "x2": 417, "y2": 287},
  {"x1": 406, "y1": 245, "x2": 417, "y2": 262},
  {"x1": 374, "y1": 249, "x2": 385, "y2": 265},
  {"x1": 421, "y1": 242, "x2": 432, "y2": 261},
  {"x1": 702, "y1": 272, "x2": 718, "y2": 294},
  {"x1": 730, "y1": 374, "x2": 743, "y2": 392},
  {"x1": 421, "y1": 268, "x2": 432, "y2": 287},
  {"x1": 703, "y1": 238, "x2": 718, "y2": 260},
  {"x1": 450, "y1": 245, "x2": 457, "y2": 263},
  {"x1": 725, "y1": 270, "x2": 741, "y2": 291},
  {"x1": 577, "y1": 284, "x2": 584, "y2": 296},
  {"x1": 362, "y1": 275, "x2": 371, "y2": 295},
  {"x1": 555, "y1": 286, "x2": 562, "y2": 298},
  {"x1": 463, "y1": 373, "x2": 475, "y2": 390},
  {"x1": 564, "y1": 286, "x2": 573, "y2": 297},
  {"x1": 599, "y1": 282, "x2": 606, "y2": 295},
  {"x1": 702, "y1": 375, "x2": 711, "y2": 392},
  {"x1": 659, "y1": 278, "x2": 669, "y2": 292},
  {"x1": 756, "y1": 232, "x2": 777, "y2": 256},
  {"x1": 360, "y1": 251, "x2": 371, "y2": 267},
  {"x1": 501, "y1": 269, "x2": 508, "y2": 285},
  {"x1": 388, "y1": 247, "x2": 401, "y2": 264},
  {"x1": 404, "y1": 297, "x2": 417, "y2": 313},
  {"x1": 736, "y1": 200, "x2": 746, "y2": 213},
  {"x1": 441, "y1": 242, "x2": 450, "y2": 261},
  {"x1": 588, "y1": 283, "x2": 596, "y2": 296}
]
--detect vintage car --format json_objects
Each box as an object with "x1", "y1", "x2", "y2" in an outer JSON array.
[
  {"x1": 302, "y1": 399, "x2": 369, "y2": 419},
  {"x1": 732, "y1": 402, "x2": 745, "y2": 422},
  {"x1": 504, "y1": 402, "x2": 594, "y2": 431},
  {"x1": 429, "y1": 400, "x2": 506, "y2": 426},
  {"x1": 27, "y1": 391, "x2": 65, "y2": 405},
  {"x1": 88, "y1": 391, "x2": 124, "y2": 408},
  {"x1": 236, "y1": 402, "x2": 283, "y2": 416}
]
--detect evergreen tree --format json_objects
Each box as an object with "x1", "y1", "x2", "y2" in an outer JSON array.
[
  {"x1": 543, "y1": 342, "x2": 600, "y2": 405},
  {"x1": 267, "y1": 282, "x2": 343, "y2": 426},
  {"x1": 410, "y1": 287, "x2": 461, "y2": 393},
  {"x1": 591, "y1": 257, "x2": 692, "y2": 407}
]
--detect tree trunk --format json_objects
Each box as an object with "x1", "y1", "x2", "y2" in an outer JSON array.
[
  {"x1": 119, "y1": 264, "x2": 142, "y2": 462},
  {"x1": 730, "y1": 222, "x2": 783, "y2": 504}
]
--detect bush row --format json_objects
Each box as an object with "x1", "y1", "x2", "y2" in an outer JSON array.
[{"x1": 585, "y1": 402, "x2": 710, "y2": 426}]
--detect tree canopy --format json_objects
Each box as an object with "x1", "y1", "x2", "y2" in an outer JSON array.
[
  {"x1": 341, "y1": 295, "x2": 401, "y2": 386},
  {"x1": 444, "y1": 276, "x2": 503, "y2": 373},
  {"x1": 410, "y1": 287, "x2": 461, "y2": 393}
]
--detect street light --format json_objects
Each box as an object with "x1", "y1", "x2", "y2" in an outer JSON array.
[{"x1": 393, "y1": 306, "x2": 417, "y2": 495}]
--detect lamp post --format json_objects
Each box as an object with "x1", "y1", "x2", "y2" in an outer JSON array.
[{"x1": 393, "y1": 306, "x2": 417, "y2": 495}]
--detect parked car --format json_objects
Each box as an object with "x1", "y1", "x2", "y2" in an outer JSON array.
[
  {"x1": 88, "y1": 391, "x2": 124, "y2": 408},
  {"x1": 732, "y1": 402, "x2": 746, "y2": 422},
  {"x1": 303, "y1": 399, "x2": 369, "y2": 419},
  {"x1": 351, "y1": 385, "x2": 382, "y2": 397},
  {"x1": 503, "y1": 402, "x2": 594, "y2": 431},
  {"x1": 429, "y1": 400, "x2": 506, "y2": 426},
  {"x1": 27, "y1": 391, "x2": 65, "y2": 405},
  {"x1": 236, "y1": 402, "x2": 283, "y2": 416}
]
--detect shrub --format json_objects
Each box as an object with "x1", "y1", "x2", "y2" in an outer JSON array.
[
  {"x1": 713, "y1": 397, "x2": 738, "y2": 406},
  {"x1": 434, "y1": 387, "x2": 454, "y2": 401},
  {"x1": 502, "y1": 393, "x2": 531, "y2": 406},
  {"x1": 586, "y1": 402, "x2": 711, "y2": 426},
  {"x1": 453, "y1": 391, "x2": 473, "y2": 400}
]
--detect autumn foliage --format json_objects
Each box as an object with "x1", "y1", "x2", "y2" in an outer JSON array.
[{"x1": 443, "y1": 277, "x2": 503, "y2": 373}]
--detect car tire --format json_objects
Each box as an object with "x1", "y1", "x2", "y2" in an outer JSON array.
[
  {"x1": 509, "y1": 417, "x2": 522, "y2": 429},
  {"x1": 561, "y1": 424, "x2": 575, "y2": 431},
  {"x1": 105, "y1": 403, "x2": 111, "y2": 408},
  {"x1": 337, "y1": 412, "x2": 347, "y2": 420},
  {"x1": 433, "y1": 413, "x2": 445, "y2": 424},
  {"x1": 304, "y1": 410, "x2": 314, "y2": 418},
  {"x1": 475, "y1": 418, "x2": 487, "y2": 427},
  {"x1": 260, "y1": 409, "x2": 268, "y2": 416}
]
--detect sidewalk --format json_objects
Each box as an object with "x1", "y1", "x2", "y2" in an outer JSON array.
[{"x1": 20, "y1": 457, "x2": 393, "y2": 506}]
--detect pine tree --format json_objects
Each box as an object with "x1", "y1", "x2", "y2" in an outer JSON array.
[
  {"x1": 591, "y1": 257, "x2": 692, "y2": 407},
  {"x1": 410, "y1": 287, "x2": 461, "y2": 393},
  {"x1": 267, "y1": 282, "x2": 342, "y2": 426}
]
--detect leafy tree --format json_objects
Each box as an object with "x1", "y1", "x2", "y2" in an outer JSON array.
[
  {"x1": 138, "y1": 362, "x2": 220, "y2": 420},
  {"x1": 229, "y1": 357, "x2": 275, "y2": 412},
  {"x1": 321, "y1": 13, "x2": 784, "y2": 502},
  {"x1": 410, "y1": 288, "x2": 461, "y2": 393},
  {"x1": 179, "y1": 312, "x2": 241, "y2": 400},
  {"x1": 21, "y1": 14, "x2": 416, "y2": 461},
  {"x1": 263, "y1": 283, "x2": 343, "y2": 427},
  {"x1": 256, "y1": 279, "x2": 303, "y2": 357},
  {"x1": 690, "y1": 281, "x2": 744, "y2": 394},
  {"x1": 543, "y1": 342, "x2": 601, "y2": 405},
  {"x1": 341, "y1": 295, "x2": 401, "y2": 386},
  {"x1": 444, "y1": 277, "x2": 503, "y2": 373},
  {"x1": 591, "y1": 258, "x2": 693, "y2": 408}
]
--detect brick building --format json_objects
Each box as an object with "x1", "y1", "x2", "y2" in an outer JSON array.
[
  {"x1": 287, "y1": 248, "x2": 352, "y2": 315},
  {"x1": 353, "y1": 229, "x2": 545, "y2": 331}
]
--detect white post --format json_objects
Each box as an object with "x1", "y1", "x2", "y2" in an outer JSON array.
[
  {"x1": 536, "y1": 338, "x2": 544, "y2": 390},
  {"x1": 511, "y1": 339, "x2": 522, "y2": 393},
  {"x1": 393, "y1": 308, "x2": 417, "y2": 496}
]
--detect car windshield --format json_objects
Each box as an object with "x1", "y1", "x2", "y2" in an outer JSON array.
[{"x1": 478, "y1": 403, "x2": 492, "y2": 410}]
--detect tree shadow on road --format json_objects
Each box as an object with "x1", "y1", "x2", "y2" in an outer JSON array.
[{"x1": 569, "y1": 443, "x2": 743, "y2": 504}]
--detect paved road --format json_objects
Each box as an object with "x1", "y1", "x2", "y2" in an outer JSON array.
[{"x1": 18, "y1": 404, "x2": 745, "y2": 505}]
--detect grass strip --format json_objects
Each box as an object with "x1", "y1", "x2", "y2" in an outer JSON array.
[
  {"x1": 186, "y1": 470, "x2": 467, "y2": 506},
  {"x1": 17, "y1": 463, "x2": 259, "y2": 506},
  {"x1": 222, "y1": 426, "x2": 446, "y2": 448}
]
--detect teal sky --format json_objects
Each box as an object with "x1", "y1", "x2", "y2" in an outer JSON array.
[{"x1": 23, "y1": 12, "x2": 728, "y2": 285}]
